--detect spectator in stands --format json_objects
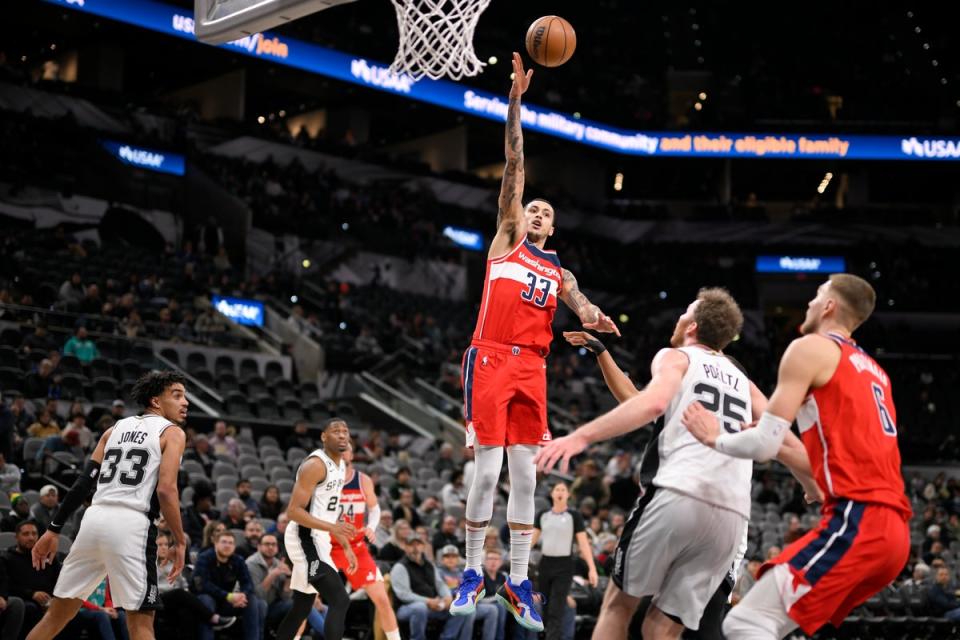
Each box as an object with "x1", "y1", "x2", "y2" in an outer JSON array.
[
  {"x1": 435, "y1": 442, "x2": 457, "y2": 474},
  {"x1": 109, "y1": 399, "x2": 126, "y2": 422},
  {"x1": 571, "y1": 459, "x2": 608, "y2": 507},
  {"x1": 186, "y1": 434, "x2": 217, "y2": 477},
  {"x1": 924, "y1": 524, "x2": 947, "y2": 554},
  {"x1": 78, "y1": 284, "x2": 102, "y2": 316},
  {"x1": 183, "y1": 482, "x2": 220, "y2": 549},
  {"x1": 478, "y1": 549, "x2": 508, "y2": 640},
  {"x1": 202, "y1": 521, "x2": 227, "y2": 551},
  {"x1": 390, "y1": 466, "x2": 420, "y2": 502},
  {"x1": 258, "y1": 485, "x2": 284, "y2": 521},
  {"x1": 175, "y1": 310, "x2": 197, "y2": 342},
  {"x1": 924, "y1": 541, "x2": 946, "y2": 565},
  {"x1": 438, "y1": 544, "x2": 463, "y2": 590},
  {"x1": 193, "y1": 530, "x2": 264, "y2": 640},
  {"x1": 284, "y1": 420, "x2": 315, "y2": 451},
  {"x1": 26, "y1": 408, "x2": 60, "y2": 438},
  {"x1": 901, "y1": 562, "x2": 931, "y2": 590},
  {"x1": 35, "y1": 426, "x2": 83, "y2": 469},
  {"x1": 432, "y1": 515, "x2": 462, "y2": 555},
  {"x1": 194, "y1": 304, "x2": 228, "y2": 343},
  {"x1": 375, "y1": 511, "x2": 394, "y2": 549},
  {"x1": 390, "y1": 531, "x2": 474, "y2": 640},
  {"x1": 222, "y1": 498, "x2": 248, "y2": 529},
  {"x1": 379, "y1": 519, "x2": 412, "y2": 563},
  {"x1": 29, "y1": 485, "x2": 59, "y2": 534},
  {"x1": 236, "y1": 479, "x2": 259, "y2": 515},
  {"x1": 213, "y1": 247, "x2": 232, "y2": 272},
  {"x1": 928, "y1": 566, "x2": 960, "y2": 621},
  {"x1": 24, "y1": 360, "x2": 58, "y2": 400},
  {"x1": 120, "y1": 309, "x2": 145, "y2": 339},
  {"x1": 246, "y1": 532, "x2": 325, "y2": 635},
  {"x1": 69, "y1": 413, "x2": 94, "y2": 451},
  {"x1": 0, "y1": 453, "x2": 20, "y2": 495},
  {"x1": 393, "y1": 488, "x2": 423, "y2": 529},
  {"x1": 765, "y1": 545, "x2": 782, "y2": 562},
  {"x1": 209, "y1": 420, "x2": 239, "y2": 459},
  {"x1": 7, "y1": 394, "x2": 34, "y2": 436},
  {"x1": 355, "y1": 325, "x2": 384, "y2": 357},
  {"x1": 62, "y1": 326, "x2": 99, "y2": 364},
  {"x1": 237, "y1": 519, "x2": 263, "y2": 558},
  {"x1": 0, "y1": 547, "x2": 25, "y2": 640},
  {"x1": 58, "y1": 272, "x2": 85, "y2": 307},
  {"x1": 3, "y1": 520, "x2": 62, "y2": 632},
  {"x1": 19, "y1": 321, "x2": 55, "y2": 355},
  {"x1": 441, "y1": 471, "x2": 467, "y2": 512},
  {"x1": 76, "y1": 578, "x2": 127, "y2": 640},
  {"x1": 755, "y1": 474, "x2": 781, "y2": 505},
  {"x1": 783, "y1": 514, "x2": 807, "y2": 544},
  {"x1": 1, "y1": 495, "x2": 30, "y2": 532},
  {"x1": 731, "y1": 557, "x2": 763, "y2": 605},
  {"x1": 157, "y1": 532, "x2": 235, "y2": 637}
]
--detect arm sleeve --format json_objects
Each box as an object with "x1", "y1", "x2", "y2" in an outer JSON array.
[
  {"x1": 571, "y1": 510, "x2": 586, "y2": 534},
  {"x1": 366, "y1": 504, "x2": 381, "y2": 531},
  {"x1": 48, "y1": 460, "x2": 101, "y2": 534},
  {"x1": 389, "y1": 564, "x2": 426, "y2": 604},
  {"x1": 714, "y1": 412, "x2": 791, "y2": 462}
]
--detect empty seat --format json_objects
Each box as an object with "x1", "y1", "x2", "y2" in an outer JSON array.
[
  {"x1": 269, "y1": 466, "x2": 292, "y2": 482},
  {"x1": 217, "y1": 373, "x2": 240, "y2": 394},
  {"x1": 216, "y1": 489, "x2": 238, "y2": 509},
  {"x1": 212, "y1": 460, "x2": 238, "y2": 477},
  {"x1": 238, "y1": 443, "x2": 257, "y2": 457},
  {"x1": 300, "y1": 383, "x2": 319, "y2": 404},
  {"x1": 159, "y1": 348, "x2": 180, "y2": 366},
  {"x1": 238, "y1": 454, "x2": 261, "y2": 469},
  {"x1": 241, "y1": 465, "x2": 266, "y2": 480},
  {"x1": 0, "y1": 367, "x2": 23, "y2": 392},
  {"x1": 272, "y1": 379, "x2": 296, "y2": 402},
  {"x1": 254, "y1": 396, "x2": 280, "y2": 420},
  {"x1": 239, "y1": 358, "x2": 259, "y2": 379},
  {"x1": 120, "y1": 360, "x2": 142, "y2": 380},
  {"x1": 131, "y1": 344, "x2": 154, "y2": 366},
  {"x1": 281, "y1": 398, "x2": 304, "y2": 420},
  {"x1": 216, "y1": 476, "x2": 238, "y2": 491},
  {"x1": 0, "y1": 328, "x2": 22, "y2": 346},
  {"x1": 186, "y1": 352, "x2": 208, "y2": 372},
  {"x1": 60, "y1": 373, "x2": 87, "y2": 400},
  {"x1": 88, "y1": 359, "x2": 114, "y2": 379},
  {"x1": 265, "y1": 361, "x2": 284, "y2": 383},
  {"x1": 250, "y1": 477, "x2": 269, "y2": 492},
  {"x1": 260, "y1": 447, "x2": 283, "y2": 461},
  {"x1": 244, "y1": 376, "x2": 267, "y2": 397},
  {"x1": 214, "y1": 355, "x2": 235, "y2": 376},
  {"x1": 59, "y1": 355, "x2": 83, "y2": 375},
  {"x1": 193, "y1": 369, "x2": 214, "y2": 389},
  {"x1": 275, "y1": 479, "x2": 294, "y2": 494},
  {"x1": 0, "y1": 346, "x2": 19, "y2": 368},
  {"x1": 258, "y1": 436, "x2": 280, "y2": 449},
  {"x1": 286, "y1": 448, "x2": 307, "y2": 467},
  {"x1": 92, "y1": 377, "x2": 119, "y2": 403},
  {"x1": 182, "y1": 460, "x2": 205, "y2": 477}
]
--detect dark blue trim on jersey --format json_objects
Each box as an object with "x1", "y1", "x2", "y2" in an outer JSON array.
[
  {"x1": 462, "y1": 347, "x2": 478, "y2": 421},
  {"x1": 343, "y1": 470, "x2": 361, "y2": 490},
  {"x1": 522, "y1": 241, "x2": 562, "y2": 268},
  {"x1": 788, "y1": 499, "x2": 866, "y2": 586},
  {"x1": 826, "y1": 332, "x2": 865, "y2": 353}
]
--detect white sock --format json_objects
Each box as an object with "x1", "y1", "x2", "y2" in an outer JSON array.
[
  {"x1": 465, "y1": 524, "x2": 486, "y2": 573},
  {"x1": 386, "y1": 630, "x2": 401, "y2": 640},
  {"x1": 509, "y1": 529, "x2": 533, "y2": 583}
]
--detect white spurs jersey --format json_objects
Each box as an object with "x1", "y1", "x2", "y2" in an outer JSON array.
[
  {"x1": 288, "y1": 449, "x2": 346, "y2": 549},
  {"x1": 650, "y1": 346, "x2": 753, "y2": 519},
  {"x1": 92, "y1": 414, "x2": 174, "y2": 516}
]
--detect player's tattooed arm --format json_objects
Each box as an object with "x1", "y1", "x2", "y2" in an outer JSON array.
[
  {"x1": 560, "y1": 269, "x2": 622, "y2": 336},
  {"x1": 496, "y1": 53, "x2": 533, "y2": 240}
]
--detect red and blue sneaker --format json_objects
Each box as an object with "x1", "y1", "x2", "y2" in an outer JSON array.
[
  {"x1": 496, "y1": 578, "x2": 544, "y2": 631},
  {"x1": 449, "y1": 568, "x2": 485, "y2": 616}
]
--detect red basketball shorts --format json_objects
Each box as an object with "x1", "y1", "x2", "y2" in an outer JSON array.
[
  {"x1": 461, "y1": 340, "x2": 551, "y2": 447},
  {"x1": 759, "y1": 499, "x2": 910, "y2": 635},
  {"x1": 330, "y1": 540, "x2": 382, "y2": 590}
]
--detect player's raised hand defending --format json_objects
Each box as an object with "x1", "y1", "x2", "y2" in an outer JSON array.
[
  {"x1": 534, "y1": 431, "x2": 588, "y2": 474},
  {"x1": 31, "y1": 530, "x2": 59, "y2": 570},
  {"x1": 583, "y1": 310, "x2": 621, "y2": 337},
  {"x1": 682, "y1": 401, "x2": 721, "y2": 447},
  {"x1": 563, "y1": 331, "x2": 606, "y2": 354},
  {"x1": 510, "y1": 52, "x2": 533, "y2": 98}
]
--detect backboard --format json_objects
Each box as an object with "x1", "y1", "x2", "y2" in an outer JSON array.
[{"x1": 194, "y1": 0, "x2": 356, "y2": 45}]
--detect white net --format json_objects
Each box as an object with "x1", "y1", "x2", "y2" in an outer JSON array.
[{"x1": 389, "y1": 0, "x2": 492, "y2": 81}]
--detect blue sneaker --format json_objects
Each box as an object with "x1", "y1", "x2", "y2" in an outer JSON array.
[
  {"x1": 496, "y1": 578, "x2": 544, "y2": 631},
  {"x1": 450, "y1": 568, "x2": 485, "y2": 616}
]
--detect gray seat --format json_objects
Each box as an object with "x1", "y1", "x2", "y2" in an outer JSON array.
[
  {"x1": 0, "y1": 532, "x2": 14, "y2": 549},
  {"x1": 182, "y1": 460, "x2": 205, "y2": 477},
  {"x1": 241, "y1": 465, "x2": 266, "y2": 480},
  {"x1": 250, "y1": 477, "x2": 269, "y2": 491},
  {"x1": 258, "y1": 436, "x2": 280, "y2": 449},
  {"x1": 216, "y1": 477, "x2": 238, "y2": 491},
  {"x1": 269, "y1": 467, "x2": 293, "y2": 482},
  {"x1": 276, "y1": 479, "x2": 294, "y2": 494}
]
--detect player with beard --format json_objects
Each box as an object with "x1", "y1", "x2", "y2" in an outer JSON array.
[{"x1": 682, "y1": 274, "x2": 911, "y2": 639}]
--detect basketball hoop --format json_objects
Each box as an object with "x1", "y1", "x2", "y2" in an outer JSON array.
[{"x1": 389, "y1": 0, "x2": 492, "y2": 81}]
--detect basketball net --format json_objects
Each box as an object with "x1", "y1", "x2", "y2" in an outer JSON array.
[{"x1": 389, "y1": 0, "x2": 492, "y2": 81}]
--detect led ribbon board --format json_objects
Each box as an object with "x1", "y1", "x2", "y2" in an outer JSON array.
[
  {"x1": 48, "y1": 0, "x2": 960, "y2": 161},
  {"x1": 212, "y1": 295, "x2": 265, "y2": 326},
  {"x1": 100, "y1": 140, "x2": 185, "y2": 175},
  {"x1": 443, "y1": 225, "x2": 484, "y2": 251},
  {"x1": 756, "y1": 256, "x2": 846, "y2": 274}
]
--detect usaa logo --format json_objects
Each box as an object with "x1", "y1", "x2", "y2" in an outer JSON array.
[{"x1": 172, "y1": 14, "x2": 289, "y2": 60}]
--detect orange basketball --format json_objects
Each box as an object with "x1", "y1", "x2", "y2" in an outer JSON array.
[{"x1": 525, "y1": 16, "x2": 576, "y2": 68}]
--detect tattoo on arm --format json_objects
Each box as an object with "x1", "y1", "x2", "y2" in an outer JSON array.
[
  {"x1": 562, "y1": 269, "x2": 599, "y2": 323},
  {"x1": 497, "y1": 96, "x2": 525, "y2": 234}
]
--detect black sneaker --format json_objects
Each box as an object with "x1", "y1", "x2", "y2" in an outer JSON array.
[{"x1": 212, "y1": 616, "x2": 237, "y2": 630}]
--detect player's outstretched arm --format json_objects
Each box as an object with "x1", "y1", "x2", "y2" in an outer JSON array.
[
  {"x1": 490, "y1": 52, "x2": 533, "y2": 256},
  {"x1": 535, "y1": 348, "x2": 687, "y2": 473},
  {"x1": 560, "y1": 269, "x2": 621, "y2": 336},
  {"x1": 563, "y1": 331, "x2": 637, "y2": 402},
  {"x1": 286, "y1": 458, "x2": 356, "y2": 547},
  {"x1": 32, "y1": 428, "x2": 115, "y2": 569},
  {"x1": 683, "y1": 335, "x2": 834, "y2": 461}
]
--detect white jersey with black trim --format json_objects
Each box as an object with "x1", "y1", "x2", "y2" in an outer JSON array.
[
  {"x1": 288, "y1": 449, "x2": 346, "y2": 547},
  {"x1": 651, "y1": 346, "x2": 753, "y2": 519},
  {"x1": 92, "y1": 414, "x2": 173, "y2": 516}
]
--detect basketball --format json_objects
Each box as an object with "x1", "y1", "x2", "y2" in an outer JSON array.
[{"x1": 525, "y1": 15, "x2": 576, "y2": 67}]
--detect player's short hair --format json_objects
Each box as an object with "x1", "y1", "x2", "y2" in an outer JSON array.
[
  {"x1": 131, "y1": 370, "x2": 187, "y2": 409},
  {"x1": 828, "y1": 273, "x2": 876, "y2": 330},
  {"x1": 693, "y1": 288, "x2": 744, "y2": 351},
  {"x1": 321, "y1": 417, "x2": 348, "y2": 432},
  {"x1": 526, "y1": 198, "x2": 554, "y2": 212}
]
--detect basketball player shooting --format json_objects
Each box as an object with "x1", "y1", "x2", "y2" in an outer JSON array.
[
  {"x1": 536, "y1": 289, "x2": 816, "y2": 640},
  {"x1": 27, "y1": 371, "x2": 189, "y2": 640},
  {"x1": 450, "y1": 52, "x2": 620, "y2": 632},
  {"x1": 277, "y1": 419, "x2": 356, "y2": 640},
  {"x1": 681, "y1": 274, "x2": 912, "y2": 639}
]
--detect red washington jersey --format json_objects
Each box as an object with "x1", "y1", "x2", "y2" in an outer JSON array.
[
  {"x1": 472, "y1": 238, "x2": 563, "y2": 352},
  {"x1": 795, "y1": 333, "x2": 911, "y2": 517},
  {"x1": 331, "y1": 470, "x2": 368, "y2": 548}
]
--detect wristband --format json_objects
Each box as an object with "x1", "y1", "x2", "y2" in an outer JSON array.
[{"x1": 584, "y1": 335, "x2": 606, "y2": 355}]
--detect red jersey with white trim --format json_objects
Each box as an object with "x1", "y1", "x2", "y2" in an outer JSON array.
[
  {"x1": 331, "y1": 470, "x2": 367, "y2": 547},
  {"x1": 472, "y1": 239, "x2": 563, "y2": 351},
  {"x1": 795, "y1": 334, "x2": 911, "y2": 517}
]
